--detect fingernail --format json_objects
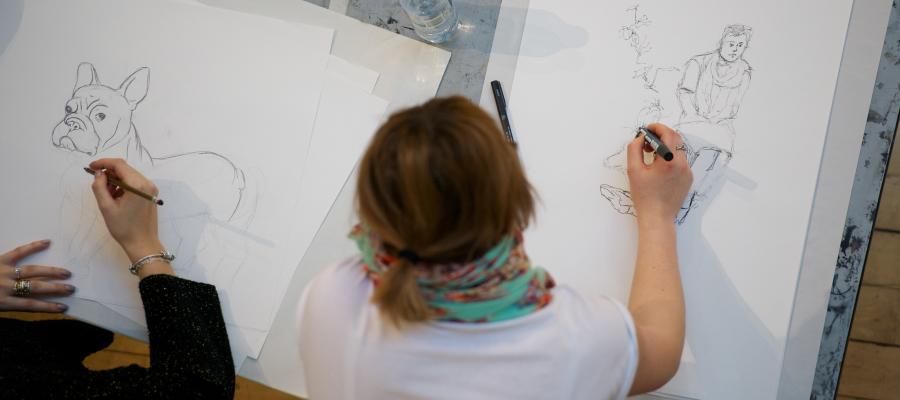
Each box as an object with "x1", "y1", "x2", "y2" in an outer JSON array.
[
  {"x1": 57, "y1": 303, "x2": 68, "y2": 311},
  {"x1": 61, "y1": 270, "x2": 72, "y2": 278},
  {"x1": 65, "y1": 285, "x2": 76, "y2": 293}
]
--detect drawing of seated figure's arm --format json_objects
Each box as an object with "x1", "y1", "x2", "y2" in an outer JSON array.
[
  {"x1": 729, "y1": 70, "x2": 752, "y2": 120},
  {"x1": 676, "y1": 58, "x2": 703, "y2": 123}
]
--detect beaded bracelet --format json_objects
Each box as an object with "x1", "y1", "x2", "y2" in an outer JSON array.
[{"x1": 129, "y1": 251, "x2": 176, "y2": 275}]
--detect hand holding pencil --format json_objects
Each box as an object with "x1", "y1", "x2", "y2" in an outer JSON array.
[{"x1": 87, "y1": 158, "x2": 166, "y2": 264}]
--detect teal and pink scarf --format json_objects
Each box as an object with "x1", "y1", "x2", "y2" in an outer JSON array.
[{"x1": 350, "y1": 225, "x2": 555, "y2": 323}]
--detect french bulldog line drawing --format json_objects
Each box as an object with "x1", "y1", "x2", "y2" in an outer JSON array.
[
  {"x1": 51, "y1": 62, "x2": 257, "y2": 287},
  {"x1": 51, "y1": 62, "x2": 249, "y2": 222}
]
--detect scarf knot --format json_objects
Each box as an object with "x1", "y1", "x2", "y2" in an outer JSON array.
[{"x1": 350, "y1": 225, "x2": 555, "y2": 323}]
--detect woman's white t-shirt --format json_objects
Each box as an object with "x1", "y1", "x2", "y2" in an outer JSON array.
[{"x1": 296, "y1": 256, "x2": 638, "y2": 400}]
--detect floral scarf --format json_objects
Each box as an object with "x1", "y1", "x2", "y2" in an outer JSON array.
[{"x1": 350, "y1": 225, "x2": 555, "y2": 323}]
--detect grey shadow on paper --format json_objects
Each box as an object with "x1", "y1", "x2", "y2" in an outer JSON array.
[
  {"x1": 512, "y1": 8, "x2": 589, "y2": 57},
  {"x1": 0, "y1": 0, "x2": 23, "y2": 58},
  {"x1": 673, "y1": 180, "x2": 779, "y2": 399}
]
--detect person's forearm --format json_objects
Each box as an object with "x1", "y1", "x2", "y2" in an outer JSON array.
[
  {"x1": 628, "y1": 216, "x2": 685, "y2": 391},
  {"x1": 139, "y1": 275, "x2": 235, "y2": 398},
  {"x1": 630, "y1": 217, "x2": 683, "y2": 324}
]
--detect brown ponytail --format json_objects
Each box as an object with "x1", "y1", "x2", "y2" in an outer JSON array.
[
  {"x1": 357, "y1": 96, "x2": 536, "y2": 324},
  {"x1": 372, "y1": 259, "x2": 432, "y2": 324}
]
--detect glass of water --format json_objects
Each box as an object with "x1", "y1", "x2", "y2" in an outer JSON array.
[{"x1": 399, "y1": 0, "x2": 460, "y2": 44}]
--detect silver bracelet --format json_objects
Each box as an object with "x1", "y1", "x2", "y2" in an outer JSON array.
[{"x1": 129, "y1": 251, "x2": 176, "y2": 275}]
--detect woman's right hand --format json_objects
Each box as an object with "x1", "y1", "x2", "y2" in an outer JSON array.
[
  {"x1": 89, "y1": 158, "x2": 165, "y2": 264},
  {"x1": 626, "y1": 123, "x2": 693, "y2": 223}
]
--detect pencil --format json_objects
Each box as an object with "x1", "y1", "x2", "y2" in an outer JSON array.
[{"x1": 83, "y1": 167, "x2": 164, "y2": 206}]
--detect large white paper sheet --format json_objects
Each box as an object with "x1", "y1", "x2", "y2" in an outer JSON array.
[
  {"x1": 238, "y1": 69, "x2": 390, "y2": 395},
  {"x1": 198, "y1": 0, "x2": 450, "y2": 110},
  {"x1": 102, "y1": 60, "x2": 388, "y2": 368},
  {"x1": 236, "y1": 68, "x2": 388, "y2": 368},
  {"x1": 0, "y1": 0, "x2": 333, "y2": 354},
  {"x1": 512, "y1": 1, "x2": 852, "y2": 398},
  {"x1": 326, "y1": 55, "x2": 380, "y2": 94}
]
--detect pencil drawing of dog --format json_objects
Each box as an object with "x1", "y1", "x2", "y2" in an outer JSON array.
[{"x1": 51, "y1": 62, "x2": 255, "y2": 285}]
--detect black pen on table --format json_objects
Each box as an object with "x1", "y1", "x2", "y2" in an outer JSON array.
[
  {"x1": 490, "y1": 80, "x2": 517, "y2": 145},
  {"x1": 636, "y1": 126, "x2": 673, "y2": 162},
  {"x1": 83, "y1": 167, "x2": 164, "y2": 206}
]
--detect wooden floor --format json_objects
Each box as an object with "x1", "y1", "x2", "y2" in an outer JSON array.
[{"x1": 836, "y1": 141, "x2": 900, "y2": 400}]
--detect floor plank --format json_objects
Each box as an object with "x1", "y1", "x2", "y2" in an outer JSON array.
[
  {"x1": 864, "y1": 230, "x2": 900, "y2": 289},
  {"x1": 875, "y1": 175, "x2": 900, "y2": 231},
  {"x1": 236, "y1": 377, "x2": 303, "y2": 400},
  {"x1": 888, "y1": 141, "x2": 900, "y2": 178},
  {"x1": 837, "y1": 340, "x2": 900, "y2": 400},
  {"x1": 849, "y1": 285, "x2": 900, "y2": 346}
]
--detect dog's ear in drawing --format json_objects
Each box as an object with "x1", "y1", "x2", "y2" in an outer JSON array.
[
  {"x1": 73, "y1": 62, "x2": 99, "y2": 93},
  {"x1": 118, "y1": 67, "x2": 149, "y2": 110}
]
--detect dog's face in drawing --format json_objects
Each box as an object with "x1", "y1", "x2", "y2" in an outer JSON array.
[
  {"x1": 51, "y1": 63, "x2": 149, "y2": 156},
  {"x1": 719, "y1": 34, "x2": 748, "y2": 63}
]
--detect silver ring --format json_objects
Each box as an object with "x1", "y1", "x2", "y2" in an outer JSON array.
[
  {"x1": 675, "y1": 144, "x2": 687, "y2": 151},
  {"x1": 13, "y1": 279, "x2": 31, "y2": 297},
  {"x1": 14, "y1": 266, "x2": 22, "y2": 280}
]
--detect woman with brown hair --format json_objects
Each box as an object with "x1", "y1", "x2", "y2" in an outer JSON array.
[{"x1": 297, "y1": 96, "x2": 692, "y2": 399}]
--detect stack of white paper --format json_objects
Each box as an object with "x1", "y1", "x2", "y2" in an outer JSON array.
[{"x1": 0, "y1": 0, "x2": 447, "y2": 370}]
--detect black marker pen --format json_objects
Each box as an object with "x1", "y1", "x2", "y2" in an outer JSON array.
[
  {"x1": 636, "y1": 126, "x2": 673, "y2": 162},
  {"x1": 490, "y1": 80, "x2": 516, "y2": 145}
]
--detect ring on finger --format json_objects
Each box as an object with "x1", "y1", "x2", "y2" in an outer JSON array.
[
  {"x1": 675, "y1": 144, "x2": 687, "y2": 151},
  {"x1": 14, "y1": 266, "x2": 22, "y2": 280},
  {"x1": 13, "y1": 279, "x2": 31, "y2": 297}
]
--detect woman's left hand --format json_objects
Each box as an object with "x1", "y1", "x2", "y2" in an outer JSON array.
[{"x1": 0, "y1": 240, "x2": 75, "y2": 313}]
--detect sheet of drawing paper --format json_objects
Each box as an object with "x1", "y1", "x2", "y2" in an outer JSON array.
[
  {"x1": 326, "y1": 55, "x2": 380, "y2": 94},
  {"x1": 0, "y1": 0, "x2": 333, "y2": 346},
  {"x1": 232, "y1": 65, "x2": 388, "y2": 364},
  {"x1": 103, "y1": 65, "x2": 388, "y2": 365},
  {"x1": 512, "y1": 1, "x2": 852, "y2": 398},
  {"x1": 240, "y1": 68, "x2": 389, "y2": 386},
  {"x1": 248, "y1": 69, "x2": 388, "y2": 363},
  {"x1": 196, "y1": 0, "x2": 451, "y2": 110}
]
